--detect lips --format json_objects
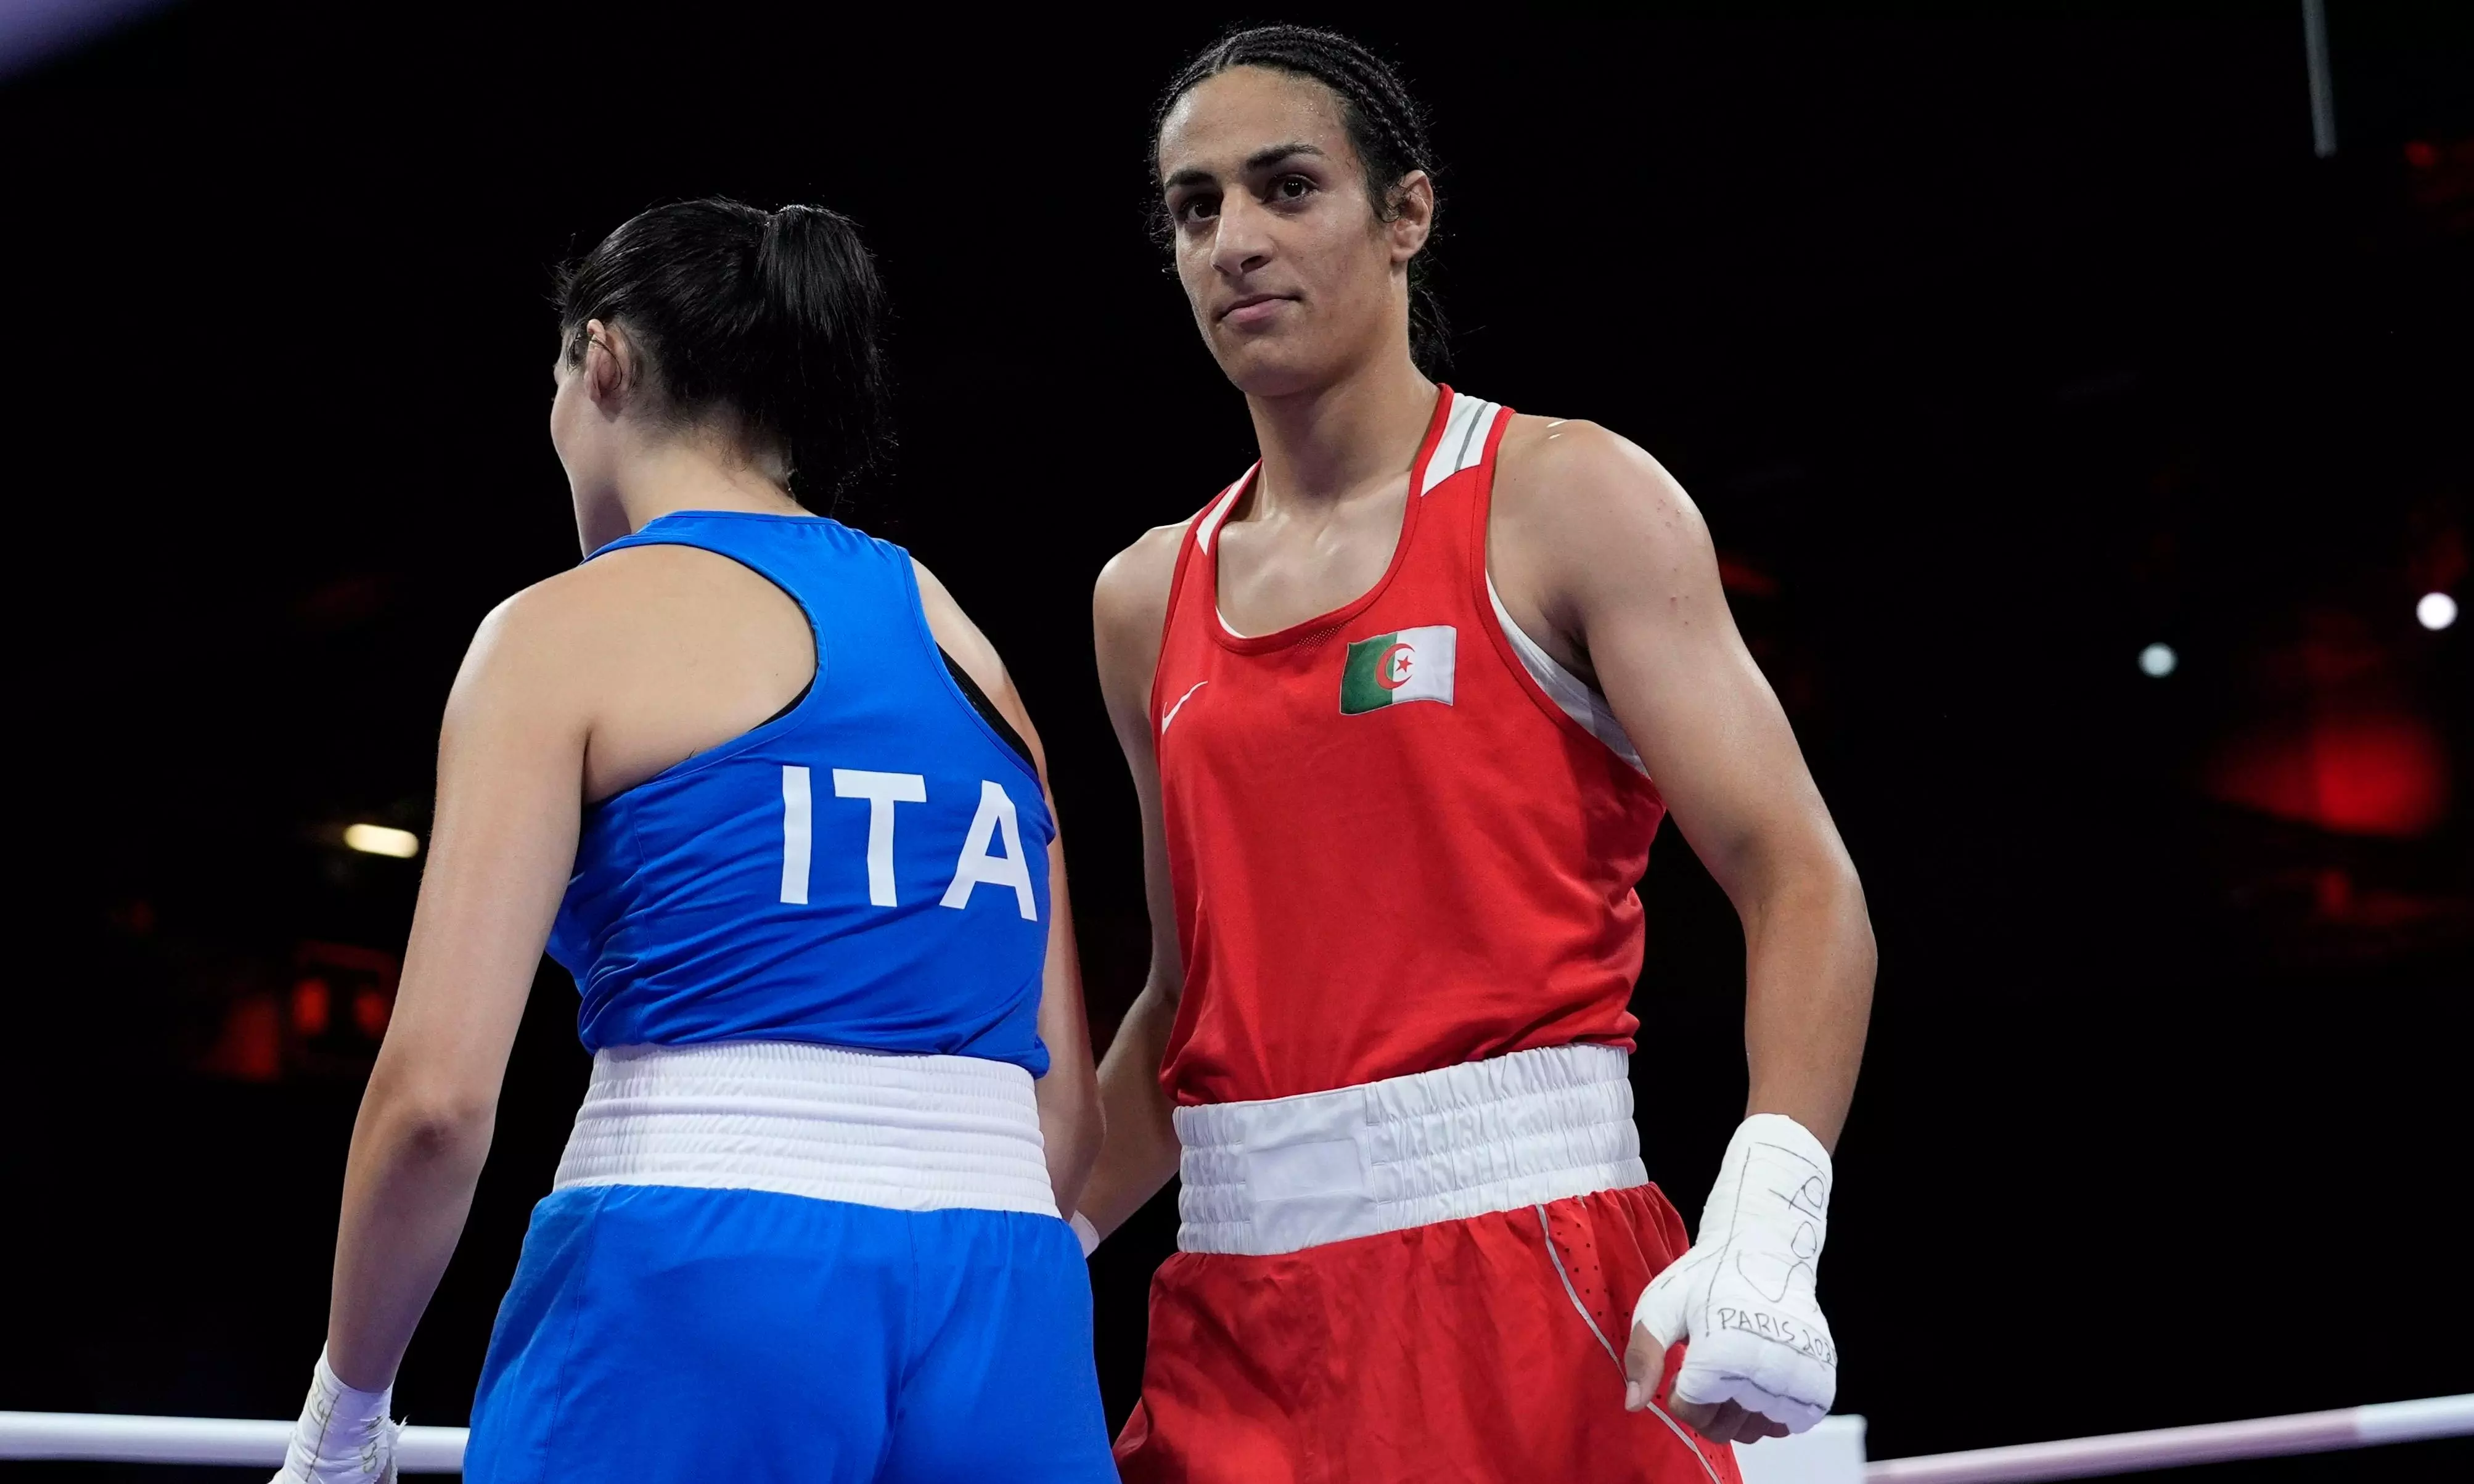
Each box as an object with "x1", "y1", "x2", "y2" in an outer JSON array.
[{"x1": 1218, "y1": 293, "x2": 1294, "y2": 325}]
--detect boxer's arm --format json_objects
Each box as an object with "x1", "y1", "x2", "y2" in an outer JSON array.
[
  {"x1": 1495, "y1": 420, "x2": 1872, "y2": 1149},
  {"x1": 1030, "y1": 834, "x2": 1103, "y2": 1215},
  {"x1": 1075, "y1": 525, "x2": 1192, "y2": 1242},
  {"x1": 915, "y1": 561, "x2": 1104, "y2": 1216},
  {"x1": 1495, "y1": 422, "x2": 1873, "y2": 1443},
  {"x1": 326, "y1": 588, "x2": 589, "y2": 1391}
]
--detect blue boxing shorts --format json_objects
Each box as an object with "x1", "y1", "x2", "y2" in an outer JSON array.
[{"x1": 463, "y1": 1043, "x2": 1112, "y2": 1483}]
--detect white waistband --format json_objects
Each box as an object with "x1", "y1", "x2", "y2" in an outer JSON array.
[
  {"x1": 1173, "y1": 1044, "x2": 1645, "y2": 1256},
  {"x1": 552, "y1": 1041, "x2": 1058, "y2": 1217}
]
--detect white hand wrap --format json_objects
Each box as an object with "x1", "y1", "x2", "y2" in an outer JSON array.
[
  {"x1": 1631, "y1": 1113, "x2": 1838, "y2": 1433},
  {"x1": 269, "y1": 1350, "x2": 399, "y2": 1484},
  {"x1": 1069, "y1": 1210, "x2": 1100, "y2": 1256}
]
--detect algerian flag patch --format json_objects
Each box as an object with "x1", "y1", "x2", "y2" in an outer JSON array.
[{"x1": 1340, "y1": 625, "x2": 1457, "y2": 715}]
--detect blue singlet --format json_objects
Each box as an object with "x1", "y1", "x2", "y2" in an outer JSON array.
[
  {"x1": 464, "y1": 512, "x2": 1110, "y2": 1484},
  {"x1": 547, "y1": 510, "x2": 1055, "y2": 1072}
]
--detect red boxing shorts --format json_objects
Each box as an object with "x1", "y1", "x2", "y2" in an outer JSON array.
[
  {"x1": 1114, "y1": 1047, "x2": 1742, "y2": 1484},
  {"x1": 1116, "y1": 1185, "x2": 1739, "y2": 1483}
]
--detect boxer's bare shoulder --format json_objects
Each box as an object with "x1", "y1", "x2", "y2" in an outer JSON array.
[{"x1": 1094, "y1": 517, "x2": 1194, "y2": 710}]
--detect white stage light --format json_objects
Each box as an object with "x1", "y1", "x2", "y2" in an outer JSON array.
[
  {"x1": 343, "y1": 824, "x2": 420, "y2": 859},
  {"x1": 2138, "y1": 642, "x2": 2177, "y2": 678},
  {"x1": 2417, "y1": 592, "x2": 2457, "y2": 631}
]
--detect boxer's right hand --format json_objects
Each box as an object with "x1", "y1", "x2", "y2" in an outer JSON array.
[
  {"x1": 269, "y1": 1351, "x2": 399, "y2": 1483},
  {"x1": 1623, "y1": 1113, "x2": 1839, "y2": 1445}
]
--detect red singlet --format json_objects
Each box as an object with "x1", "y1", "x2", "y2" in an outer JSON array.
[{"x1": 1150, "y1": 387, "x2": 1668, "y2": 1105}]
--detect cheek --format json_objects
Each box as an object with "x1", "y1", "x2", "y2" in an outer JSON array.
[
  {"x1": 1176, "y1": 239, "x2": 1215, "y2": 299},
  {"x1": 1297, "y1": 220, "x2": 1384, "y2": 311}
]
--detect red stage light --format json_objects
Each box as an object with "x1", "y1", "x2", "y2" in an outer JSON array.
[
  {"x1": 2404, "y1": 140, "x2": 2438, "y2": 170},
  {"x1": 202, "y1": 994, "x2": 283, "y2": 1082},
  {"x1": 354, "y1": 987, "x2": 391, "y2": 1039},
  {"x1": 291, "y1": 977, "x2": 332, "y2": 1037},
  {"x1": 2207, "y1": 712, "x2": 2452, "y2": 837}
]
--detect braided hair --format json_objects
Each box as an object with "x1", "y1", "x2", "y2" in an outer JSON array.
[{"x1": 1151, "y1": 25, "x2": 1449, "y2": 372}]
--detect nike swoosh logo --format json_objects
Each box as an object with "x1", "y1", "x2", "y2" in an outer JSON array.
[{"x1": 1160, "y1": 681, "x2": 1208, "y2": 736}]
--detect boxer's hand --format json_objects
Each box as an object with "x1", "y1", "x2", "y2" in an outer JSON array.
[
  {"x1": 269, "y1": 1351, "x2": 399, "y2": 1483},
  {"x1": 1622, "y1": 1114, "x2": 1838, "y2": 1443},
  {"x1": 1624, "y1": 1327, "x2": 1790, "y2": 1444}
]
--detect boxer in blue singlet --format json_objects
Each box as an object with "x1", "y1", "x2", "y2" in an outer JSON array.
[{"x1": 270, "y1": 199, "x2": 1113, "y2": 1483}]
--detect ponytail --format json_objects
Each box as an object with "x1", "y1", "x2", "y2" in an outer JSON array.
[{"x1": 557, "y1": 198, "x2": 895, "y2": 510}]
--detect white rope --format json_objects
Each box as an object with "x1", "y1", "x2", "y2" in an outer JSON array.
[
  {"x1": 0, "y1": 1411, "x2": 465, "y2": 1471},
  {"x1": 1864, "y1": 1393, "x2": 2474, "y2": 1483},
  {"x1": 1, "y1": 1393, "x2": 2464, "y2": 1478}
]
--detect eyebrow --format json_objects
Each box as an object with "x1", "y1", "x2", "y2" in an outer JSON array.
[{"x1": 1163, "y1": 141, "x2": 1328, "y2": 193}]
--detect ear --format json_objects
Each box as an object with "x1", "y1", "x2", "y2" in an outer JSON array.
[
  {"x1": 1388, "y1": 170, "x2": 1435, "y2": 263},
  {"x1": 582, "y1": 318, "x2": 634, "y2": 411}
]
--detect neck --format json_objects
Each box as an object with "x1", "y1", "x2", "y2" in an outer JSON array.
[
  {"x1": 1242, "y1": 344, "x2": 1436, "y2": 516},
  {"x1": 576, "y1": 436, "x2": 805, "y2": 552}
]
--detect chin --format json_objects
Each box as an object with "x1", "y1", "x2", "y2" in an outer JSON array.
[{"x1": 1211, "y1": 334, "x2": 1342, "y2": 400}]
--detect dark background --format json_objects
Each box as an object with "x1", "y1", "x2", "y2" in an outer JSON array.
[{"x1": 6, "y1": 3, "x2": 2469, "y2": 1479}]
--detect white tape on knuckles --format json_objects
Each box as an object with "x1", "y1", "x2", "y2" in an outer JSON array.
[
  {"x1": 270, "y1": 1351, "x2": 399, "y2": 1483},
  {"x1": 1632, "y1": 1113, "x2": 1838, "y2": 1435}
]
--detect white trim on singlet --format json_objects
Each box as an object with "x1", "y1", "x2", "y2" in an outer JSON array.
[
  {"x1": 1193, "y1": 474, "x2": 1249, "y2": 555},
  {"x1": 1203, "y1": 393, "x2": 1505, "y2": 635},
  {"x1": 1421, "y1": 394, "x2": 1501, "y2": 494},
  {"x1": 1203, "y1": 389, "x2": 1500, "y2": 562},
  {"x1": 1486, "y1": 573, "x2": 1649, "y2": 775},
  {"x1": 1190, "y1": 396, "x2": 1642, "y2": 778}
]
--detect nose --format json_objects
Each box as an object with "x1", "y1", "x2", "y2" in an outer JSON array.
[{"x1": 1210, "y1": 191, "x2": 1274, "y2": 281}]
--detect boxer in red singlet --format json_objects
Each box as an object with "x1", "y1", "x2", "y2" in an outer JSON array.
[{"x1": 1079, "y1": 27, "x2": 1877, "y2": 1483}]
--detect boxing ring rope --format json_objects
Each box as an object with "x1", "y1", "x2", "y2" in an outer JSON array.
[
  {"x1": 1861, "y1": 1394, "x2": 2474, "y2": 1483},
  {"x1": 0, "y1": 1412, "x2": 467, "y2": 1472},
  {"x1": 1, "y1": 1395, "x2": 2465, "y2": 1478}
]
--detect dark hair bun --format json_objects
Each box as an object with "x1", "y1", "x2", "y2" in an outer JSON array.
[{"x1": 557, "y1": 197, "x2": 894, "y2": 510}]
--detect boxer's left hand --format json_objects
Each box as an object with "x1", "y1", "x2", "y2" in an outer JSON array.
[
  {"x1": 1623, "y1": 1113, "x2": 1838, "y2": 1445},
  {"x1": 269, "y1": 1351, "x2": 399, "y2": 1483}
]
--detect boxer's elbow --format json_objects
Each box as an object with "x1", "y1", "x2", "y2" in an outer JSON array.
[
  {"x1": 1809, "y1": 854, "x2": 1875, "y2": 978},
  {"x1": 1742, "y1": 828, "x2": 1871, "y2": 957},
  {"x1": 360, "y1": 1063, "x2": 498, "y2": 1173},
  {"x1": 1804, "y1": 860, "x2": 1877, "y2": 999}
]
